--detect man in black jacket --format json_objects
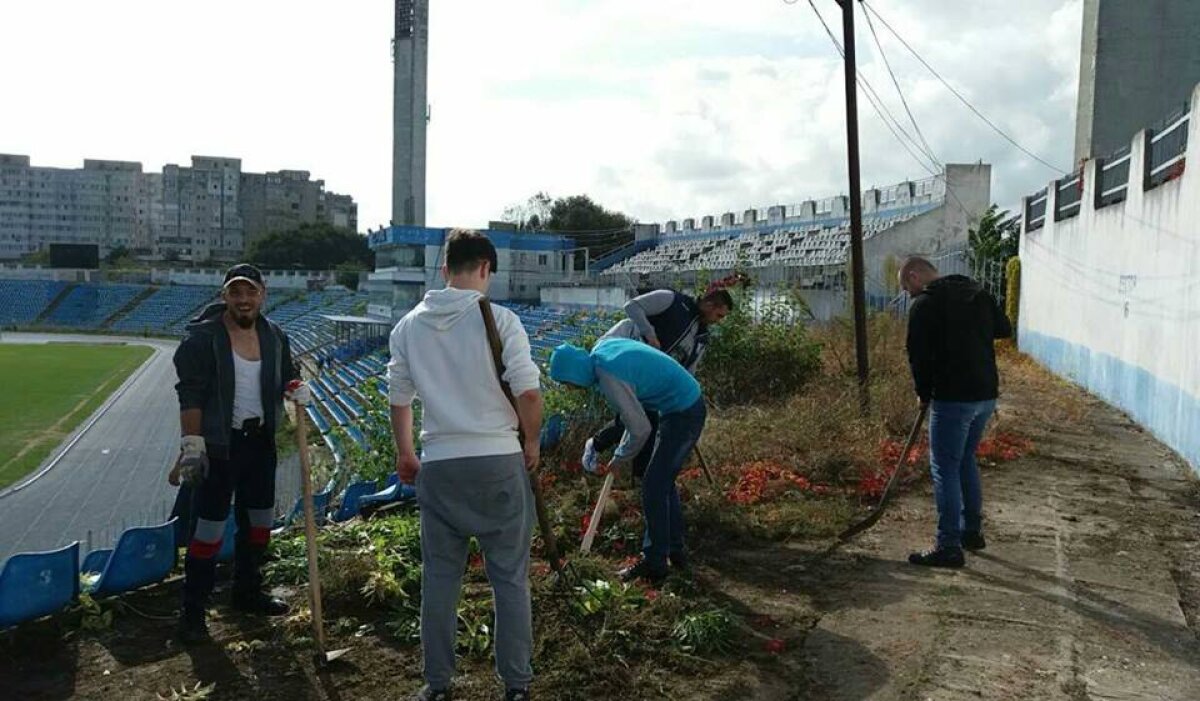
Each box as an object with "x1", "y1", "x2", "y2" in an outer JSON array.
[
  {"x1": 172, "y1": 263, "x2": 309, "y2": 643},
  {"x1": 900, "y1": 256, "x2": 1012, "y2": 568},
  {"x1": 580, "y1": 288, "x2": 732, "y2": 480}
]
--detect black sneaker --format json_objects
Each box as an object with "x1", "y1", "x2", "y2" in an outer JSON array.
[
  {"x1": 907, "y1": 547, "x2": 965, "y2": 568},
  {"x1": 231, "y1": 590, "x2": 290, "y2": 616},
  {"x1": 962, "y1": 532, "x2": 986, "y2": 551},
  {"x1": 617, "y1": 558, "x2": 667, "y2": 585},
  {"x1": 177, "y1": 606, "x2": 209, "y2": 645},
  {"x1": 505, "y1": 689, "x2": 530, "y2": 701},
  {"x1": 668, "y1": 551, "x2": 690, "y2": 572},
  {"x1": 413, "y1": 686, "x2": 451, "y2": 701}
]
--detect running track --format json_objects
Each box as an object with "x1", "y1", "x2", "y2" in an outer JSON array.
[{"x1": 0, "y1": 333, "x2": 301, "y2": 562}]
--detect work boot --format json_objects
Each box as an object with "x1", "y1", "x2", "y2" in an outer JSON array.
[
  {"x1": 505, "y1": 688, "x2": 531, "y2": 701},
  {"x1": 962, "y1": 532, "x2": 986, "y2": 551},
  {"x1": 581, "y1": 438, "x2": 598, "y2": 474},
  {"x1": 231, "y1": 589, "x2": 290, "y2": 616},
  {"x1": 618, "y1": 557, "x2": 667, "y2": 585},
  {"x1": 907, "y1": 546, "x2": 965, "y2": 568},
  {"x1": 412, "y1": 685, "x2": 451, "y2": 701},
  {"x1": 176, "y1": 605, "x2": 209, "y2": 645}
]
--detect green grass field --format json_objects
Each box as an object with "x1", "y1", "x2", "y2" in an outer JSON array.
[{"x1": 0, "y1": 343, "x2": 154, "y2": 489}]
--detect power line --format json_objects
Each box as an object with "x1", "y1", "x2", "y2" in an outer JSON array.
[
  {"x1": 859, "y1": 0, "x2": 1068, "y2": 175},
  {"x1": 861, "y1": 4, "x2": 940, "y2": 169},
  {"x1": 804, "y1": 0, "x2": 941, "y2": 175},
  {"x1": 804, "y1": 0, "x2": 973, "y2": 218}
]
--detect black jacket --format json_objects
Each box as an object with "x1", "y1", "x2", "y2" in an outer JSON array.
[
  {"x1": 905, "y1": 275, "x2": 1012, "y2": 403},
  {"x1": 173, "y1": 302, "x2": 300, "y2": 459}
]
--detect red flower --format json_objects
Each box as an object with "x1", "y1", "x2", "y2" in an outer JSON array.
[
  {"x1": 644, "y1": 589, "x2": 660, "y2": 602},
  {"x1": 764, "y1": 638, "x2": 786, "y2": 654}
]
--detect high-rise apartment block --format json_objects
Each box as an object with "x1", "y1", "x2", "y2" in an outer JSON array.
[{"x1": 0, "y1": 154, "x2": 357, "y2": 262}]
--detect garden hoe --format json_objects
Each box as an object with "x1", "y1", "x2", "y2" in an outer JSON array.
[
  {"x1": 837, "y1": 403, "x2": 929, "y2": 542},
  {"x1": 294, "y1": 404, "x2": 350, "y2": 665}
]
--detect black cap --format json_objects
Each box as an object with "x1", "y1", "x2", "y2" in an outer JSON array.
[{"x1": 223, "y1": 263, "x2": 265, "y2": 290}]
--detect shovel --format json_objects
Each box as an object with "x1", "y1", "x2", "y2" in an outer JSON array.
[
  {"x1": 837, "y1": 403, "x2": 929, "y2": 542},
  {"x1": 294, "y1": 403, "x2": 350, "y2": 664}
]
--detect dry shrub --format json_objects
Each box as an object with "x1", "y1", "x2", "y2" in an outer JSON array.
[{"x1": 995, "y1": 341, "x2": 1091, "y2": 426}]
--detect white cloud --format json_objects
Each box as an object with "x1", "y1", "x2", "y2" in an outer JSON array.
[{"x1": 0, "y1": 0, "x2": 1083, "y2": 232}]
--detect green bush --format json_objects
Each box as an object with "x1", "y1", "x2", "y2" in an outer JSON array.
[
  {"x1": 698, "y1": 280, "x2": 822, "y2": 406},
  {"x1": 1005, "y1": 256, "x2": 1020, "y2": 334}
]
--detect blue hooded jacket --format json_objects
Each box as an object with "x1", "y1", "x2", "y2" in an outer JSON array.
[{"x1": 549, "y1": 338, "x2": 701, "y2": 415}]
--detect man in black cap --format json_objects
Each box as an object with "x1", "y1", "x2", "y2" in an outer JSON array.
[{"x1": 171, "y1": 263, "x2": 310, "y2": 643}]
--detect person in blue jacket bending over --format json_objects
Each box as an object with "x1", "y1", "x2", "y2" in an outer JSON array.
[{"x1": 549, "y1": 338, "x2": 707, "y2": 584}]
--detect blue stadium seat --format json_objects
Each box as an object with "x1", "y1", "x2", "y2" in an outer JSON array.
[
  {"x1": 272, "y1": 489, "x2": 331, "y2": 533},
  {"x1": 82, "y1": 518, "x2": 178, "y2": 597},
  {"x1": 305, "y1": 405, "x2": 331, "y2": 434},
  {"x1": 0, "y1": 542, "x2": 80, "y2": 630},
  {"x1": 216, "y1": 514, "x2": 237, "y2": 563},
  {"x1": 331, "y1": 480, "x2": 380, "y2": 523},
  {"x1": 345, "y1": 425, "x2": 367, "y2": 449},
  {"x1": 358, "y1": 473, "x2": 417, "y2": 508},
  {"x1": 540, "y1": 414, "x2": 566, "y2": 450}
]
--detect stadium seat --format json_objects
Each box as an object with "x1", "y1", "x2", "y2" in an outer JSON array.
[
  {"x1": 82, "y1": 518, "x2": 178, "y2": 597},
  {"x1": 0, "y1": 542, "x2": 80, "y2": 630},
  {"x1": 358, "y1": 473, "x2": 417, "y2": 509},
  {"x1": 540, "y1": 414, "x2": 566, "y2": 450},
  {"x1": 331, "y1": 480, "x2": 380, "y2": 523},
  {"x1": 216, "y1": 514, "x2": 237, "y2": 563},
  {"x1": 272, "y1": 489, "x2": 332, "y2": 533}
]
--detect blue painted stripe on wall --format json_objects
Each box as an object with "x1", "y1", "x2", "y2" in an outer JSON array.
[{"x1": 1021, "y1": 330, "x2": 1200, "y2": 472}]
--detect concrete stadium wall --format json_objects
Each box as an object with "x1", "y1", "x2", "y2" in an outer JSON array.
[
  {"x1": 540, "y1": 285, "x2": 629, "y2": 311},
  {"x1": 864, "y1": 163, "x2": 991, "y2": 296},
  {"x1": 1019, "y1": 85, "x2": 1200, "y2": 472}
]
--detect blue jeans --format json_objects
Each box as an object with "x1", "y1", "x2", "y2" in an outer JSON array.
[
  {"x1": 928, "y1": 399, "x2": 996, "y2": 549},
  {"x1": 641, "y1": 398, "x2": 707, "y2": 569}
]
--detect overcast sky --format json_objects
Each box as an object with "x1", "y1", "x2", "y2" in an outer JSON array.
[{"x1": 0, "y1": 0, "x2": 1081, "y2": 231}]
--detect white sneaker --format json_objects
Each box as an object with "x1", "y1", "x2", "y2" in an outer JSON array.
[{"x1": 581, "y1": 438, "x2": 598, "y2": 474}]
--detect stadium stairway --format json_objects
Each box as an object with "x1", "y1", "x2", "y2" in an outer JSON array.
[
  {"x1": 101, "y1": 286, "x2": 157, "y2": 329},
  {"x1": 33, "y1": 283, "x2": 77, "y2": 324}
]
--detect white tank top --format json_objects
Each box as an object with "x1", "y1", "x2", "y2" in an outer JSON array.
[{"x1": 231, "y1": 351, "x2": 264, "y2": 427}]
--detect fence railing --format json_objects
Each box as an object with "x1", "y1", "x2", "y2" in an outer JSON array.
[
  {"x1": 1025, "y1": 188, "x2": 1047, "y2": 232},
  {"x1": 1146, "y1": 105, "x2": 1189, "y2": 189},
  {"x1": 1054, "y1": 170, "x2": 1083, "y2": 221},
  {"x1": 1096, "y1": 146, "x2": 1131, "y2": 208}
]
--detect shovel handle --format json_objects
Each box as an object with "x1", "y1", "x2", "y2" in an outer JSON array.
[
  {"x1": 580, "y1": 471, "x2": 615, "y2": 554},
  {"x1": 296, "y1": 405, "x2": 328, "y2": 652}
]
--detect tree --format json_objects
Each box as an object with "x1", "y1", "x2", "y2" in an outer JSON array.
[
  {"x1": 105, "y1": 246, "x2": 130, "y2": 265},
  {"x1": 248, "y1": 222, "x2": 374, "y2": 271},
  {"x1": 335, "y1": 261, "x2": 367, "y2": 291},
  {"x1": 502, "y1": 192, "x2": 553, "y2": 231},
  {"x1": 968, "y1": 204, "x2": 1020, "y2": 269}
]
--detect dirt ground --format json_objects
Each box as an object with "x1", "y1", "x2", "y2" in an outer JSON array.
[{"x1": 2, "y1": 355, "x2": 1199, "y2": 700}]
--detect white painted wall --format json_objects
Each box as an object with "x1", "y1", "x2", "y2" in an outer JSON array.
[
  {"x1": 1019, "y1": 83, "x2": 1200, "y2": 470},
  {"x1": 540, "y1": 285, "x2": 629, "y2": 310}
]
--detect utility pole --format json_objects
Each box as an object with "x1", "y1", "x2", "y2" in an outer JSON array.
[{"x1": 839, "y1": 0, "x2": 871, "y2": 410}]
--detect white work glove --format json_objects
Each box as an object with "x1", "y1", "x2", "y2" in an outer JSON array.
[
  {"x1": 176, "y1": 435, "x2": 209, "y2": 486},
  {"x1": 285, "y1": 379, "x2": 312, "y2": 406}
]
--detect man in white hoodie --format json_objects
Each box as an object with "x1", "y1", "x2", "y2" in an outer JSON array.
[{"x1": 388, "y1": 229, "x2": 543, "y2": 701}]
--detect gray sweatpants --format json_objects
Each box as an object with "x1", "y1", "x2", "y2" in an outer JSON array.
[{"x1": 416, "y1": 451, "x2": 534, "y2": 689}]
